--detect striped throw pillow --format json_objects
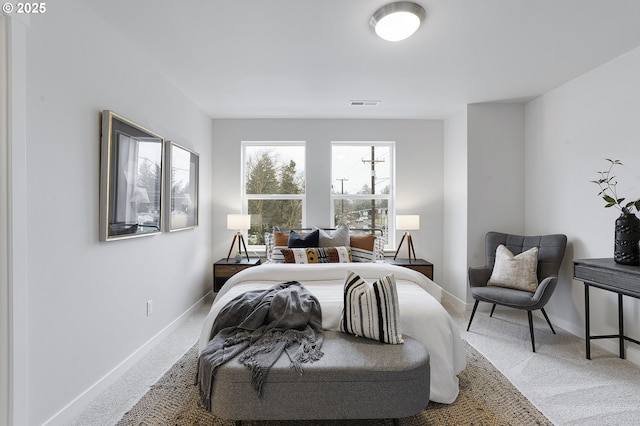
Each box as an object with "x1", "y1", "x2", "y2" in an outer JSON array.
[
  {"x1": 265, "y1": 231, "x2": 289, "y2": 263},
  {"x1": 349, "y1": 234, "x2": 376, "y2": 262},
  {"x1": 339, "y1": 270, "x2": 403, "y2": 344},
  {"x1": 349, "y1": 235, "x2": 385, "y2": 262}
]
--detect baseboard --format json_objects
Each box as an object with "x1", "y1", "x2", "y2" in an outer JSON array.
[
  {"x1": 42, "y1": 292, "x2": 212, "y2": 426},
  {"x1": 473, "y1": 303, "x2": 640, "y2": 368},
  {"x1": 544, "y1": 310, "x2": 640, "y2": 367},
  {"x1": 440, "y1": 288, "x2": 470, "y2": 314}
]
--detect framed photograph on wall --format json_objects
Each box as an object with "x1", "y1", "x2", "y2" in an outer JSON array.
[
  {"x1": 99, "y1": 110, "x2": 165, "y2": 241},
  {"x1": 166, "y1": 141, "x2": 199, "y2": 231}
]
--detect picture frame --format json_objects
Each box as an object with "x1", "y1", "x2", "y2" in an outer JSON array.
[
  {"x1": 166, "y1": 141, "x2": 199, "y2": 231},
  {"x1": 99, "y1": 110, "x2": 165, "y2": 241}
]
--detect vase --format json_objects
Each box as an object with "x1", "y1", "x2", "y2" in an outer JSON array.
[{"x1": 614, "y1": 212, "x2": 640, "y2": 265}]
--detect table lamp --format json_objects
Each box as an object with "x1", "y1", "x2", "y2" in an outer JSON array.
[
  {"x1": 226, "y1": 214, "x2": 251, "y2": 261},
  {"x1": 394, "y1": 214, "x2": 420, "y2": 263}
]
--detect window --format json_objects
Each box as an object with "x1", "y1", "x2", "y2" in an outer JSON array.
[
  {"x1": 242, "y1": 142, "x2": 305, "y2": 246},
  {"x1": 331, "y1": 142, "x2": 394, "y2": 247}
]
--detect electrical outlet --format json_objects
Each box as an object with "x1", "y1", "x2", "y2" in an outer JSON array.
[{"x1": 146, "y1": 300, "x2": 153, "y2": 316}]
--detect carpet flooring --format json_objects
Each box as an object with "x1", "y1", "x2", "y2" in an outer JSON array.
[
  {"x1": 73, "y1": 298, "x2": 640, "y2": 425},
  {"x1": 461, "y1": 308, "x2": 640, "y2": 425},
  {"x1": 116, "y1": 340, "x2": 551, "y2": 426}
]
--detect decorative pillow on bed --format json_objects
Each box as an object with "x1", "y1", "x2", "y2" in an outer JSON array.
[
  {"x1": 349, "y1": 234, "x2": 377, "y2": 262},
  {"x1": 315, "y1": 225, "x2": 350, "y2": 247},
  {"x1": 339, "y1": 270, "x2": 403, "y2": 344},
  {"x1": 265, "y1": 231, "x2": 290, "y2": 263},
  {"x1": 374, "y1": 236, "x2": 385, "y2": 261},
  {"x1": 281, "y1": 246, "x2": 352, "y2": 264},
  {"x1": 288, "y1": 230, "x2": 320, "y2": 248},
  {"x1": 487, "y1": 244, "x2": 539, "y2": 292}
]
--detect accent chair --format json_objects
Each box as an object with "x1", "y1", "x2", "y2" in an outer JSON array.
[{"x1": 467, "y1": 231, "x2": 567, "y2": 352}]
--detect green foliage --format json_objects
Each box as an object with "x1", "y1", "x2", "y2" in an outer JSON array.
[
  {"x1": 246, "y1": 152, "x2": 279, "y2": 195},
  {"x1": 591, "y1": 159, "x2": 640, "y2": 214},
  {"x1": 246, "y1": 150, "x2": 304, "y2": 238}
]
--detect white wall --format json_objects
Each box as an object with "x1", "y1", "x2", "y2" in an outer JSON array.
[
  {"x1": 15, "y1": 2, "x2": 214, "y2": 424},
  {"x1": 443, "y1": 109, "x2": 468, "y2": 302},
  {"x1": 525, "y1": 46, "x2": 640, "y2": 359},
  {"x1": 0, "y1": 13, "x2": 9, "y2": 426},
  {"x1": 211, "y1": 119, "x2": 446, "y2": 282},
  {"x1": 467, "y1": 103, "x2": 526, "y2": 299},
  {"x1": 442, "y1": 104, "x2": 525, "y2": 304}
]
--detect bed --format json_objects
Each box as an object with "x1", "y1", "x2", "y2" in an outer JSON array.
[{"x1": 198, "y1": 261, "x2": 466, "y2": 404}]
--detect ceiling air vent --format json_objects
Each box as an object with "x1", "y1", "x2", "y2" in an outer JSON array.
[{"x1": 350, "y1": 100, "x2": 379, "y2": 107}]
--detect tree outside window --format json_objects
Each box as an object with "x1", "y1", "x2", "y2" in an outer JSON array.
[{"x1": 243, "y1": 143, "x2": 305, "y2": 245}]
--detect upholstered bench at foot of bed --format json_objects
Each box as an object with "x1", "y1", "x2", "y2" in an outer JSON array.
[{"x1": 208, "y1": 330, "x2": 430, "y2": 425}]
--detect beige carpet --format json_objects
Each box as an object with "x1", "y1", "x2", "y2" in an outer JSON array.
[{"x1": 116, "y1": 341, "x2": 551, "y2": 426}]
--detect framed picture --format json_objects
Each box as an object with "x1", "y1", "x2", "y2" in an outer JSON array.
[
  {"x1": 99, "y1": 110, "x2": 165, "y2": 241},
  {"x1": 166, "y1": 141, "x2": 199, "y2": 231}
]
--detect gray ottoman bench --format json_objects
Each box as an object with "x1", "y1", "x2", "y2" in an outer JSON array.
[{"x1": 208, "y1": 330, "x2": 430, "y2": 425}]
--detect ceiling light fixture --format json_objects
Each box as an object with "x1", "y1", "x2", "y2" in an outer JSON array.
[{"x1": 370, "y1": 2, "x2": 426, "y2": 42}]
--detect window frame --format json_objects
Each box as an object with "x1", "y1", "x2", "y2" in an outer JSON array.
[
  {"x1": 241, "y1": 141, "x2": 307, "y2": 248},
  {"x1": 330, "y1": 141, "x2": 396, "y2": 250}
]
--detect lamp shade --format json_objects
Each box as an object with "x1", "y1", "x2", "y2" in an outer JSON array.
[
  {"x1": 370, "y1": 2, "x2": 426, "y2": 42},
  {"x1": 396, "y1": 214, "x2": 420, "y2": 230},
  {"x1": 227, "y1": 214, "x2": 251, "y2": 230}
]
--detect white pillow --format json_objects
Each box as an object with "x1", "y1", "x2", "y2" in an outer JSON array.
[
  {"x1": 339, "y1": 270, "x2": 403, "y2": 344},
  {"x1": 487, "y1": 245, "x2": 539, "y2": 292}
]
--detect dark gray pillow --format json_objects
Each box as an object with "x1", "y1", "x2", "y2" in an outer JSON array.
[{"x1": 288, "y1": 229, "x2": 319, "y2": 248}]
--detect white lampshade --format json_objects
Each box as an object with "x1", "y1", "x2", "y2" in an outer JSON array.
[
  {"x1": 227, "y1": 214, "x2": 251, "y2": 230},
  {"x1": 370, "y1": 2, "x2": 426, "y2": 42},
  {"x1": 396, "y1": 214, "x2": 420, "y2": 231}
]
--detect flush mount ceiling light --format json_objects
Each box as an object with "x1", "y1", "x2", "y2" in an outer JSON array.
[{"x1": 370, "y1": 1, "x2": 426, "y2": 42}]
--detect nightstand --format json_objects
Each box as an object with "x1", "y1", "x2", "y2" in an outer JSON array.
[
  {"x1": 213, "y1": 258, "x2": 261, "y2": 292},
  {"x1": 386, "y1": 258, "x2": 433, "y2": 281}
]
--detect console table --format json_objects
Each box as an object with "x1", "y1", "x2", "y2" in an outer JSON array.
[{"x1": 573, "y1": 258, "x2": 640, "y2": 359}]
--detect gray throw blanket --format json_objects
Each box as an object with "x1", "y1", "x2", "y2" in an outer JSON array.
[{"x1": 197, "y1": 281, "x2": 324, "y2": 411}]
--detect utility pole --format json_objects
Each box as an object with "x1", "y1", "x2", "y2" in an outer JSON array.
[
  {"x1": 362, "y1": 146, "x2": 385, "y2": 230},
  {"x1": 336, "y1": 178, "x2": 349, "y2": 223}
]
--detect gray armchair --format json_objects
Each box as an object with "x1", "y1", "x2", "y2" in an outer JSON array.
[{"x1": 467, "y1": 231, "x2": 567, "y2": 352}]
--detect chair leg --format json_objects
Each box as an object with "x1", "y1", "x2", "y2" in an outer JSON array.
[
  {"x1": 490, "y1": 304, "x2": 497, "y2": 317},
  {"x1": 540, "y1": 308, "x2": 556, "y2": 334},
  {"x1": 393, "y1": 419, "x2": 401, "y2": 426},
  {"x1": 467, "y1": 300, "x2": 479, "y2": 331},
  {"x1": 527, "y1": 311, "x2": 536, "y2": 352}
]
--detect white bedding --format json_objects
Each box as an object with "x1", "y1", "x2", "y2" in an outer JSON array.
[{"x1": 198, "y1": 262, "x2": 466, "y2": 404}]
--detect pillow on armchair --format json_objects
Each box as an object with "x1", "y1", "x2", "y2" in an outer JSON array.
[{"x1": 487, "y1": 244, "x2": 539, "y2": 292}]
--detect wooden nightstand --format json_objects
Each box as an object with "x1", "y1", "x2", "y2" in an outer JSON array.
[
  {"x1": 386, "y1": 258, "x2": 433, "y2": 281},
  {"x1": 213, "y1": 258, "x2": 261, "y2": 292}
]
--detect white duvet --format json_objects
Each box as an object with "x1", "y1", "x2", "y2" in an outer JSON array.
[{"x1": 198, "y1": 262, "x2": 466, "y2": 404}]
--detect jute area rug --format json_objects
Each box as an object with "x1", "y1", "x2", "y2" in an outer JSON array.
[{"x1": 117, "y1": 341, "x2": 551, "y2": 426}]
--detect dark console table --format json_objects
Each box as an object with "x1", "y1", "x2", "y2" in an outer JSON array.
[{"x1": 573, "y1": 258, "x2": 640, "y2": 359}]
